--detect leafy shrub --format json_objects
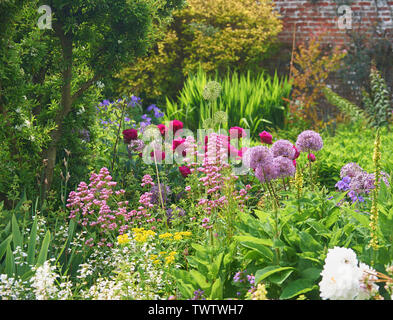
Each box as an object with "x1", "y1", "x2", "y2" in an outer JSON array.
[
  {"x1": 117, "y1": 0, "x2": 283, "y2": 102},
  {"x1": 165, "y1": 68, "x2": 292, "y2": 137}
]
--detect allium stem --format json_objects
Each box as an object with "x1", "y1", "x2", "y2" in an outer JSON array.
[{"x1": 308, "y1": 152, "x2": 314, "y2": 191}]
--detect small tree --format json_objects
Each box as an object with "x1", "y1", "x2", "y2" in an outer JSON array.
[{"x1": 0, "y1": 0, "x2": 184, "y2": 204}]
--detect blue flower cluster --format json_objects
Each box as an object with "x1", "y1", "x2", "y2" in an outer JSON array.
[{"x1": 335, "y1": 176, "x2": 364, "y2": 204}]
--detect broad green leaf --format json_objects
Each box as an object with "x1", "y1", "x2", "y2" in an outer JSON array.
[
  {"x1": 210, "y1": 278, "x2": 223, "y2": 300},
  {"x1": 5, "y1": 243, "x2": 15, "y2": 277},
  {"x1": 189, "y1": 270, "x2": 210, "y2": 291},
  {"x1": 255, "y1": 266, "x2": 294, "y2": 284},
  {"x1": 234, "y1": 235, "x2": 273, "y2": 247},
  {"x1": 11, "y1": 214, "x2": 23, "y2": 250},
  {"x1": 36, "y1": 231, "x2": 51, "y2": 266},
  {"x1": 280, "y1": 279, "x2": 317, "y2": 300},
  {"x1": 0, "y1": 235, "x2": 12, "y2": 261},
  {"x1": 240, "y1": 241, "x2": 274, "y2": 262}
]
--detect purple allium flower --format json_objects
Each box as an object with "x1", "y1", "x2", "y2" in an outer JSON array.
[
  {"x1": 349, "y1": 172, "x2": 375, "y2": 194},
  {"x1": 271, "y1": 139, "x2": 296, "y2": 159},
  {"x1": 247, "y1": 146, "x2": 274, "y2": 170},
  {"x1": 273, "y1": 156, "x2": 296, "y2": 178},
  {"x1": 150, "y1": 184, "x2": 172, "y2": 205},
  {"x1": 340, "y1": 162, "x2": 363, "y2": 179},
  {"x1": 255, "y1": 163, "x2": 278, "y2": 183},
  {"x1": 295, "y1": 130, "x2": 323, "y2": 152}
]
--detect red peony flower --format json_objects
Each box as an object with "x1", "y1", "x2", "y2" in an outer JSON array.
[
  {"x1": 179, "y1": 166, "x2": 191, "y2": 178},
  {"x1": 259, "y1": 131, "x2": 273, "y2": 144},
  {"x1": 229, "y1": 126, "x2": 246, "y2": 139},
  {"x1": 173, "y1": 138, "x2": 186, "y2": 156},
  {"x1": 170, "y1": 120, "x2": 183, "y2": 134},
  {"x1": 157, "y1": 124, "x2": 168, "y2": 137},
  {"x1": 122, "y1": 129, "x2": 138, "y2": 144}
]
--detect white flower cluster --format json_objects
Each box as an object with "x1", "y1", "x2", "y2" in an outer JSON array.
[
  {"x1": 0, "y1": 274, "x2": 29, "y2": 300},
  {"x1": 319, "y1": 247, "x2": 379, "y2": 300},
  {"x1": 30, "y1": 260, "x2": 72, "y2": 300}
]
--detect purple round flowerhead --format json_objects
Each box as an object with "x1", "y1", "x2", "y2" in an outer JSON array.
[
  {"x1": 271, "y1": 140, "x2": 296, "y2": 159},
  {"x1": 349, "y1": 172, "x2": 375, "y2": 194},
  {"x1": 295, "y1": 130, "x2": 323, "y2": 152},
  {"x1": 255, "y1": 163, "x2": 278, "y2": 183},
  {"x1": 247, "y1": 146, "x2": 274, "y2": 170},
  {"x1": 340, "y1": 162, "x2": 363, "y2": 179},
  {"x1": 273, "y1": 156, "x2": 296, "y2": 178}
]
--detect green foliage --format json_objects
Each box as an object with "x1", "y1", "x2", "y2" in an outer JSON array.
[
  {"x1": 362, "y1": 66, "x2": 392, "y2": 128},
  {"x1": 233, "y1": 185, "x2": 377, "y2": 300},
  {"x1": 174, "y1": 240, "x2": 238, "y2": 299},
  {"x1": 165, "y1": 68, "x2": 291, "y2": 137},
  {"x1": 117, "y1": 0, "x2": 282, "y2": 102},
  {"x1": 323, "y1": 86, "x2": 368, "y2": 124}
]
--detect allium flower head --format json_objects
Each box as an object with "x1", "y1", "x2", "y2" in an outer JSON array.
[
  {"x1": 247, "y1": 146, "x2": 274, "y2": 170},
  {"x1": 349, "y1": 171, "x2": 375, "y2": 194},
  {"x1": 202, "y1": 81, "x2": 222, "y2": 101},
  {"x1": 340, "y1": 163, "x2": 363, "y2": 179},
  {"x1": 271, "y1": 140, "x2": 296, "y2": 159},
  {"x1": 273, "y1": 156, "x2": 296, "y2": 178},
  {"x1": 255, "y1": 163, "x2": 278, "y2": 183},
  {"x1": 295, "y1": 130, "x2": 323, "y2": 152},
  {"x1": 150, "y1": 184, "x2": 172, "y2": 205}
]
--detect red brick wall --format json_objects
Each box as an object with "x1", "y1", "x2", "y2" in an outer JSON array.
[{"x1": 273, "y1": 0, "x2": 393, "y2": 46}]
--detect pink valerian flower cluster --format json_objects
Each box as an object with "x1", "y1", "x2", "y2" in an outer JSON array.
[
  {"x1": 66, "y1": 168, "x2": 157, "y2": 247},
  {"x1": 66, "y1": 167, "x2": 131, "y2": 247},
  {"x1": 188, "y1": 133, "x2": 250, "y2": 227},
  {"x1": 141, "y1": 174, "x2": 155, "y2": 187}
]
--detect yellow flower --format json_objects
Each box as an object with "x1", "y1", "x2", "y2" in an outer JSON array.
[
  {"x1": 173, "y1": 234, "x2": 182, "y2": 241},
  {"x1": 153, "y1": 260, "x2": 161, "y2": 265},
  {"x1": 150, "y1": 254, "x2": 158, "y2": 260},
  {"x1": 133, "y1": 228, "x2": 156, "y2": 243},
  {"x1": 165, "y1": 251, "x2": 177, "y2": 265},
  {"x1": 117, "y1": 234, "x2": 130, "y2": 245},
  {"x1": 159, "y1": 232, "x2": 173, "y2": 239},
  {"x1": 179, "y1": 231, "x2": 192, "y2": 237}
]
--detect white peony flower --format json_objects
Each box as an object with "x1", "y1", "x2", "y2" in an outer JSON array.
[{"x1": 319, "y1": 247, "x2": 363, "y2": 300}]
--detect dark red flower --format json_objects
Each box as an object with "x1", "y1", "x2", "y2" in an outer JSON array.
[
  {"x1": 170, "y1": 120, "x2": 183, "y2": 134},
  {"x1": 179, "y1": 166, "x2": 191, "y2": 178},
  {"x1": 293, "y1": 145, "x2": 300, "y2": 160},
  {"x1": 308, "y1": 153, "x2": 316, "y2": 162},
  {"x1": 259, "y1": 131, "x2": 273, "y2": 144},
  {"x1": 173, "y1": 138, "x2": 186, "y2": 156},
  {"x1": 123, "y1": 129, "x2": 138, "y2": 143},
  {"x1": 229, "y1": 126, "x2": 246, "y2": 139},
  {"x1": 157, "y1": 124, "x2": 168, "y2": 137}
]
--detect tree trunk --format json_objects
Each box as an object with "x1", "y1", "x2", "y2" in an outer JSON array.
[{"x1": 42, "y1": 22, "x2": 73, "y2": 200}]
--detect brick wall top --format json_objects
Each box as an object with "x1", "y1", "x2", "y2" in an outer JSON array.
[{"x1": 273, "y1": 0, "x2": 393, "y2": 46}]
